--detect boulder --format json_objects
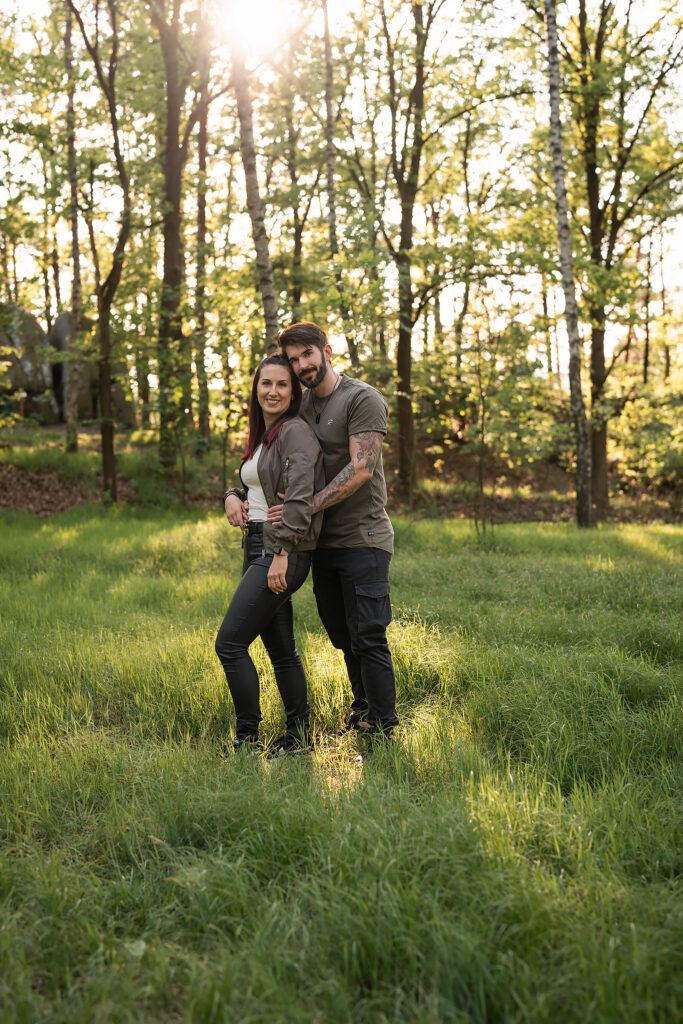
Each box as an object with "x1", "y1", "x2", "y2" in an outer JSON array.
[
  {"x1": 0, "y1": 303, "x2": 59, "y2": 422},
  {"x1": 48, "y1": 312, "x2": 137, "y2": 428},
  {"x1": 1, "y1": 304, "x2": 137, "y2": 427}
]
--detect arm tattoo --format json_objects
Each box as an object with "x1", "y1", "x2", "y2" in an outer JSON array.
[
  {"x1": 352, "y1": 431, "x2": 382, "y2": 475},
  {"x1": 313, "y1": 431, "x2": 382, "y2": 513},
  {"x1": 315, "y1": 462, "x2": 357, "y2": 512}
]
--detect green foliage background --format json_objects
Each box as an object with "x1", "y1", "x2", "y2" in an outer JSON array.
[{"x1": 0, "y1": 0, "x2": 681, "y2": 502}]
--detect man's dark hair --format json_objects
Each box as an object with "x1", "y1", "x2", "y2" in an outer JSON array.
[{"x1": 278, "y1": 321, "x2": 328, "y2": 354}]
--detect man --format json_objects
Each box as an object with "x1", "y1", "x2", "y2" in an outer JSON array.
[{"x1": 271, "y1": 321, "x2": 399, "y2": 736}]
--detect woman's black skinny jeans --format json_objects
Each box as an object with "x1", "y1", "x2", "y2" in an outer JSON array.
[{"x1": 215, "y1": 527, "x2": 312, "y2": 741}]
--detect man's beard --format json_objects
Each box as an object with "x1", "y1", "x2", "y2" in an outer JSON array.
[{"x1": 299, "y1": 356, "x2": 327, "y2": 389}]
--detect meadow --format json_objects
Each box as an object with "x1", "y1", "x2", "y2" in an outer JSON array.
[{"x1": 0, "y1": 507, "x2": 681, "y2": 1023}]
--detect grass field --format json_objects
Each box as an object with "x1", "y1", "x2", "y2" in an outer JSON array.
[{"x1": 0, "y1": 507, "x2": 681, "y2": 1022}]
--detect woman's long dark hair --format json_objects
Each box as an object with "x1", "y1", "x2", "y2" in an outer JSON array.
[{"x1": 241, "y1": 354, "x2": 302, "y2": 463}]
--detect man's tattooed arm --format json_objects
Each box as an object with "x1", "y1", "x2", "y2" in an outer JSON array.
[{"x1": 312, "y1": 431, "x2": 383, "y2": 514}]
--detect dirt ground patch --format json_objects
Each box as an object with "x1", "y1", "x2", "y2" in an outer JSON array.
[
  {"x1": 0, "y1": 463, "x2": 137, "y2": 517},
  {"x1": 0, "y1": 464, "x2": 98, "y2": 517}
]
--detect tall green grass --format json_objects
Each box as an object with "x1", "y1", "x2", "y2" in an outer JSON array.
[{"x1": 0, "y1": 509, "x2": 681, "y2": 1022}]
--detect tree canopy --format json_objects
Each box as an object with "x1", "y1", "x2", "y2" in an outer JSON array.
[{"x1": 1, "y1": 0, "x2": 681, "y2": 518}]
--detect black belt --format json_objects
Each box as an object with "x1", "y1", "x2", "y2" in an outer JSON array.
[{"x1": 242, "y1": 521, "x2": 264, "y2": 536}]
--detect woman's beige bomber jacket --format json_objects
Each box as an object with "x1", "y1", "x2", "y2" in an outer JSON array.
[{"x1": 228, "y1": 417, "x2": 325, "y2": 555}]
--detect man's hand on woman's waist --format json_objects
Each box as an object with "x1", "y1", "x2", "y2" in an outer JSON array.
[{"x1": 267, "y1": 492, "x2": 286, "y2": 526}]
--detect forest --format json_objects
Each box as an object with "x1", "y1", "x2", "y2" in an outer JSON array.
[{"x1": 0, "y1": 0, "x2": 681, "y2": 524}]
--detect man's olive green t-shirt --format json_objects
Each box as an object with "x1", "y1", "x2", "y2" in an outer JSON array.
[{"x1": 301, "y1": 376, "x2": 394, "y2": 553}]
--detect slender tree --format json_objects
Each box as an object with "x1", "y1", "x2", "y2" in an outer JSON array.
[
  {"x1": 148, "y1": 0, "x2": 196, "y2": 465},
  {"x1": 642, "y1": 237, "x2": 652, "y2": 385},
  {"x1": 379, "y1": 0, "x2": 435, "y2": 496},
  {"x1": 194, "y1": 0, "x2": 211, "y2": 441},
  {"x1": 68, "y1": 0, "x2": 133, "y2": 501},
  {"x1": 273, "y1": 44, "x2": 324, "y2": 321},
  {"x1": 231, "y1": 45, "x2": 279, "y2": 352},
  {"x1": 64, "y1": 5, "x2": 81, "y2": 453},
  {"x1": 543, "y1": 0, "x2": 591, "y2": 526},
  {"x1": 322, "y1": 0, "x2": 358, "y2": 370}
]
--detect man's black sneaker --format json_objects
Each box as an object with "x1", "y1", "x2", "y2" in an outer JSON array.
[
  {"x1": 267, "y1": 732, "x2": 312, "y2": 756},
  {"x1": 356, "y1": 720, "x2": 396, "y2": 740},
  {"x1": 340, "y1": 711, "x2": 366, "y2": 733},
  {"x1": 231, "y1": 735, "x2": 262, "y2": 754}
]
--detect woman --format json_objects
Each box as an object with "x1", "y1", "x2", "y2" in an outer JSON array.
[{"x1": 216, "y1": 354, "x2": 324, "y2": 754}]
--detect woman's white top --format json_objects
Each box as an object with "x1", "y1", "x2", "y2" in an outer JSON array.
[{"x1": 241, "y1": 445, "x2": 269, "y2": 522}]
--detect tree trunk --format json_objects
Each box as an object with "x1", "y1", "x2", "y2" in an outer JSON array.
[
  {"x1": 434, "y1": 291, "x2": 443, "y2": 347},
  {"x1": 322, "y1": 0, "x2": 359, "y2": 371},
  {"x1": 381, "y1": 0, "x2": 429, "y2": 497},
  {"x1": 660, "y1": 229, "x2": 670, "y2": 381},
  {"x1": 65, "y1": 6, "x2": 81, "y2": 454},
  {"x1": 578, "y1": 0, "x2": 609, "y2": 517},
  {"x1": 0, "y1": 235, "x2": 10, "y2": 303},
  {"x1": 68, "y1": 0, "x2": 133, "y2": 502},
  {"x1": 359, "y1": 29, "x2": 387, "y2": 373},
  {"x1": 291, "y1": 211, "x2": 303, "y2": 320},
  {"x1": 589, "y1": 310, "x2": 608, "y2": 516},
  {"x1": 195, "y1": 7, "x2": 210, "y2": 442},
  {"x1": 154, "y1": 5, "x2": 186, "y2": 467},
  {"x1": 624, "y1": 320, "x2": 633, "y2": 365},
  {"x1": 544, "y1": 0, "x2": 592, "y2": 527},
  {"x1": 10, "y1": 241, "x2": 19, "y2": 304},
  {"x1": 97, "y1": 312, "x2": 117, "y2": 499},
  {"x1": 42, "y1": 265, "x2": 52, "y2": 338},
  {"x1": 50, "y1": 214, "x2": 61, "y2": 313},
  {"x1": 429, "y1": 204, "x2": 444, "y2": 349},
  {"x1": 541, "y1": 272, "x2": 553, "y2": 378},
  {"x1": 232, "y1": 46, "x2": 279, "y2": 352},
  {"x1": 454, "y1": 279, "x2": 469, "y2": 384},
  {"x1": 396, "y1": 250, "x2": 416, "y2": 495},
  {"x1": 85, "y1": 169, "x2": 118, "y2": 500},
  {"x1": 281, "y1": 51, "x2": 303, "y2": 321},
  {"x1": 137, "y1": 345, "x2": 151, "y2": 426},
  {"x1": 643, "y1": 240, "x2": 652, "y2": 384},
  {"x1": 476, "y1": 353, "x2": 488, "y2": 537},
  {"x1": 221, "y1": 346, "x2": 232, "y2": 437},
  {"x1": 41, "y1": 162, "x2": 53, "y2": 338}
]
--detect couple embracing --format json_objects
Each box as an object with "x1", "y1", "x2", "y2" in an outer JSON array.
[{"x1": 215, "y1": 321, "x2": 399, "y2": 754}]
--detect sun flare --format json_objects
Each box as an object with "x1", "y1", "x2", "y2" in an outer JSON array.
[{"x1": 222, "y1": 0, "x2": 296, "y2": 56}]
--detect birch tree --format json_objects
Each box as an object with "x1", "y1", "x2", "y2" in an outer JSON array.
[
  {"x1": 543, "y1": 0, "x2": 591, "y2": 526},
  {"x1": 525, "y1": 0, "x2": 683, "y2": 517},
  {"x1": 231, "y1": 46, "x2": 279, "y2": 352}
]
